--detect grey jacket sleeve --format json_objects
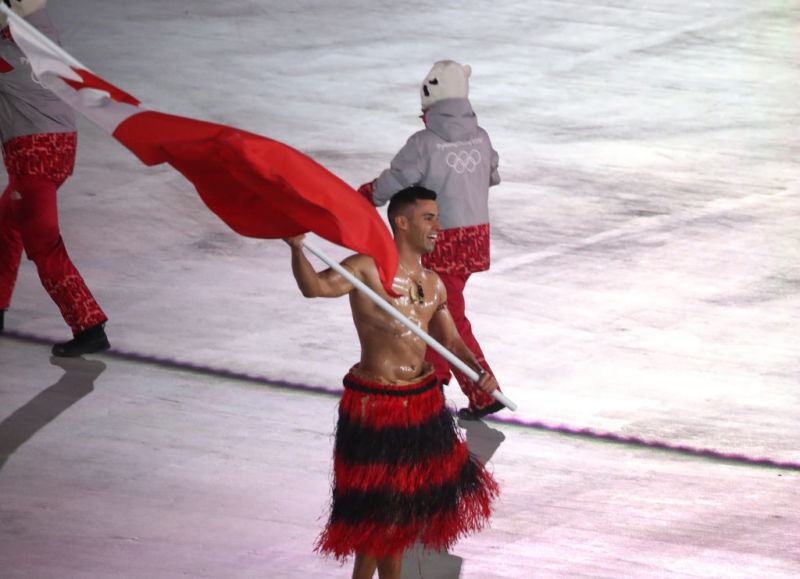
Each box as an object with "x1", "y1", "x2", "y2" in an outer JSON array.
[
  {"x1": 486, "y1": 129, "x2": 501, "y2": 186},
  {"x1": 372, "y1": 134, "x2": 425, "y2": 207},
  {"x1": 0, "y1": 8, "x2": 74, "y2": 142},
  {"x1": 490, "y1": 148, "x2": 500, "y2": 186}
]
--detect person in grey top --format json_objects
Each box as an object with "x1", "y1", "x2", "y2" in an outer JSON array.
[
  {"x1": 0, "y1": 0, "x2": 110, "y2": 356},
  {"x1": 358, "y1": 60, "x2": 505, "y2": 419}
]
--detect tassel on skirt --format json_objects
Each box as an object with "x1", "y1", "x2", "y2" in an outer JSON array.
[{"x1": 315, "y1": 369, "x2": 499, "y2": 561}]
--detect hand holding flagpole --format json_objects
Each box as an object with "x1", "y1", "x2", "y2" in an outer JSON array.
[{"x1": 301, "y1": 239, "x2": 517, "y2": 412}]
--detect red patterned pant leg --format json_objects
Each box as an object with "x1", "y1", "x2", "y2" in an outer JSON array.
[
  {"x1": 424, "y1": 272, "x2": 498, "y2": 411},
  {"x1": 2, "y1": 132, "x2": 107, "y2": 334},
  {"x1": 0, "y1": 183, "x2": 25, "y2": 309},
  {"x1": 8, "y1": 173, "x2": 107, "y2": 334}
]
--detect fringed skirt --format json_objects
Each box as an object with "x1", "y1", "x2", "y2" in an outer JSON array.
[{"x1": 315, "y1": 369, "x2": 499, "y2": 561}]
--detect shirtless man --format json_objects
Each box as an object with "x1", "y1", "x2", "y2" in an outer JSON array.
[{"x1": 285, "y1": 186, "x2": 500, "y2": 579}]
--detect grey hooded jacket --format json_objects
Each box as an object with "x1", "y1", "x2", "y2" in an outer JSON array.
[
  {"x1": 0, "y1": 9, "x2": 75, "y2": 146},
  {"x1": 373, "y1": 97, "x2": 499, "y2": 231}
]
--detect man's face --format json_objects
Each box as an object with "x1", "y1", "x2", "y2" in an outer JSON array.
[{"x1": 408, "y1": 199, "x2": 441, "y2": 254}]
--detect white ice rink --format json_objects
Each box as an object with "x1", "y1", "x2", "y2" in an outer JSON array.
[{"x1": 1, "y1": 1, "x2": 799, "y2": 577}]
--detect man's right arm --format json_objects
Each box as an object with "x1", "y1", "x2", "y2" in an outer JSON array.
[{"x1": 284, "y1": 235, "x2": 355, "y2": 298}]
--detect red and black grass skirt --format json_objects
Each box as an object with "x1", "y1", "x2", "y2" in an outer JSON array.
[{"x1": 314, "y1": 369, "x2": 499, "y2": 561}]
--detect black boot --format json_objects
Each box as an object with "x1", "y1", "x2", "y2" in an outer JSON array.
[
  {"x1": 458, "y1": 400, "x2": 506, "y2": 421},
  {"x1": 51, "y1": 323, "x2": 110, "y2": 357},
  {"x1": 0, "y1": 309, "x2": 4, "y2": 333}
]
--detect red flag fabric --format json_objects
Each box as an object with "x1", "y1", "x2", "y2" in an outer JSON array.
[
  {"x1": 6, "y1": 9, "x2": 398, "y2": 294},
  {"x1": 113, "y1": 111, "x2": 398, "y2": 293}
]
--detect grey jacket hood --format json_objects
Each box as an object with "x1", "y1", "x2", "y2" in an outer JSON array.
[{"x1": 424, "y1": 98, "x2": 478, "y2": 142}]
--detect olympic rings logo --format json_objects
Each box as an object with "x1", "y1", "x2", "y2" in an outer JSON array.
[{"x1": 446, "y1": 149, "x2": 482, "y2": 174}]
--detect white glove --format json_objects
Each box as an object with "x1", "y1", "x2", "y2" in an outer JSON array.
[{"x1": 7, "y1": 0, "x2": 48, "y2": 18}]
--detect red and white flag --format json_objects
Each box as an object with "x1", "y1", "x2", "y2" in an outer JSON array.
[{"x1": 5, "y1": 10, "x2": 399, "y2": 294}]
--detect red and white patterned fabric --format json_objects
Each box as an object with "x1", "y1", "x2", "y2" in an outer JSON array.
[
  {"x1": 422, "y1": 223, "x2": 489, "y2": 276},
  {"x1": 0, "y1": 170, "x2": 107, "y2": 334},
  {"x1": 2, "y1": 132, "x2": 76, "y2": 181}
]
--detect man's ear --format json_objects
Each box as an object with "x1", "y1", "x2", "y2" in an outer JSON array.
[{"x1": 394, "y1": 214, "x2": 410, "y2": 232}]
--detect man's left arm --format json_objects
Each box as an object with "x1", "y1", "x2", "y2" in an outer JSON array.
[{"x1": 428, "y1": 299, "x2": 498, "y2": 395}]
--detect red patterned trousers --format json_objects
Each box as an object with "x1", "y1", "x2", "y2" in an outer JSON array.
[{"x1": 0, "y1": 133, "x2": 107, "y2": 335}]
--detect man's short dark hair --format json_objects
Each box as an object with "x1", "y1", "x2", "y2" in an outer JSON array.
[{"x1": 387, "y1": 186, "x2": 437, "y2": 232}]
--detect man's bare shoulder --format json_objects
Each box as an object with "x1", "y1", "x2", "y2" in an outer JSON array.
[
  {"x1": 341, "y1": 253, "x2": 375, "y2": 274},
  {"x1": 421, "y1": 266, "x2": 445, "y2": 289},
  {"x1": 340, "y1": 253, "x2": 382, "y2": 287},
  {"x1": 421, "y1": 265, "x2": 442, "y2": 282},
  {"x1": 420, "y1": 267, "x2": 447, "y2": 309}
]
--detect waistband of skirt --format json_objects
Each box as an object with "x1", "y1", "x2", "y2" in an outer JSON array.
[{"x1": 343, "y1": 371, "x2": 439, "y2": 397}]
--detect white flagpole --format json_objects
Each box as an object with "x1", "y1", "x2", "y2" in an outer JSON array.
[{"x1": 302, "y1": 239, "x2": 517, "y2": 412}]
